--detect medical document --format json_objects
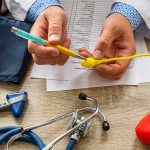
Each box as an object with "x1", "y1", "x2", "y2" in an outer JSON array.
[
  {"x1": 31, "y1": 0, "x2": 150, "y2": 91},
  {"x1": 46, "y1": 36, "x2": 150, "y2": 91}
]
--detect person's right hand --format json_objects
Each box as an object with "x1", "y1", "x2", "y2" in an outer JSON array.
[{"x1": 28, "y1": 6, "x2": 71, "y2": 65}]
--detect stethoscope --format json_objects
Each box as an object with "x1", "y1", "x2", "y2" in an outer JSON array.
[{"x1": 0, "y1": 93, "x2": 110, "y2": 150}]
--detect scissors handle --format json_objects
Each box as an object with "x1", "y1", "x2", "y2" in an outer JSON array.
[
  {"x1": 27, "y1": 131, "x2": 45, "y2": 149},
  {"x1": 0, "y1": 127, "x2": 22, "y2": 144},
  {"x1": 66, "y1": 139, "x2": 77, "y2": 150},
  {"x1": 0, "y1": 126, "x2": 45, "y2": 150},
  {"x1": 0, "y1": 126, "x2": 18, "y2": 133}
]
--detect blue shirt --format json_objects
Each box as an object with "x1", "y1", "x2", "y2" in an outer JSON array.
[
  {"x1": 26, "y1": 0, "x2": 61, "y2": 23},
  {"x1": 111, "y1": 2, "x2": 144, "y2": 30},
  {"x1": 26, "y1": 1, "x2": 144, "y2": 31}
]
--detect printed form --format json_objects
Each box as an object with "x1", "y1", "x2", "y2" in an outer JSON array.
[
  {"x1": 46, "y1": 36, "x2": 150, "y2": 91},
  {"x1": 31, "y1": 0, "x2": 149, "y2": 91}
]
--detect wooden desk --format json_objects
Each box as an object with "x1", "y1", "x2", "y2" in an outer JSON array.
[{"x1": 1, "y1": 41, "x2": 150, "y2": 150}]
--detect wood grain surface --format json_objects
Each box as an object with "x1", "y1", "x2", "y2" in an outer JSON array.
[{"x1": 1, "y1": 41, "x2": 150, "y2": 150}]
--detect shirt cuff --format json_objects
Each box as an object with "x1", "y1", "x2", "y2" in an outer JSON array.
[
  {"x1": 26, "y1": 0, "x2": 62, "y2": 23},
  {"x1": 111, "y1": 2, "x2": 144, "y2": 30}
]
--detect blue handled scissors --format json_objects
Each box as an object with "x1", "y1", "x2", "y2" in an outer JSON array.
[
  {"x1": 0, "y1": 93, "x2": 110, "y2": 150},
  {"x1": 0, "y1": 109, "x2": 78, "y2": 150},
  {"x1": 0, "y1": 126, "x2": 45, "y2": 149}
]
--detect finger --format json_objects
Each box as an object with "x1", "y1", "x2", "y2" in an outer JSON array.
[
  {"x1": 95, "y1": 59, "x2": 130, "y2": 79},
  {"x1": 62, "y1": 38, "x2": 71, "y2": 49},
  {"x1": 28, "y1": 41, "x2": 59, "y2": 58},
  {"x1": 28, "y1": 15, "x2": 60, "y2": 58},
  {"x1": 32, "y1": 38, "x2": 71, "y2": 65},
  {"x1": 32, "y1": 54, "x2": 58, "y2": 65},
  {"x1": 115, "y1": 41, "x2": 136, "y2": 56},
  {"x1": 29, "y1": 17, "x2": 48, "y2": 39},
  {"x1": 57, "y1": 53, "x2": 69, "y2": 66},
  {"x1": 94, "y1": 24, "x2": 120, "y2": 59},
  {"x1": 48, "y1": 10, "x2": 66, "y2": 44},
  {"x1": 115, "y1": 43, "x2": 135, "y2": 69},
  {"x1": 78, "y1": 48, "x2": 93, "y2": 58},
  {"x1": 95, "y1": 44, "x2": 135, "y2": 79}
]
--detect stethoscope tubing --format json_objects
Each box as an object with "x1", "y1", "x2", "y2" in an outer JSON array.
[
  {"x1": 0, "y1": 126, "x2": 35, "y2": 145},
  {"x1": 65, "y1": 139, "x2": 77, "y2": 150},
  {"x1": 0, "y1": 108, "x2": 95, "y2": 149},
  {"x1": 0, "y1": 94, "x2": 109, "y2": 150},
  {"x1": 43, "y1": 97, "x2": 100, "y2": 150},
  {"x1": 0, "y1": 126, "x2": 45, "y2": 150}
]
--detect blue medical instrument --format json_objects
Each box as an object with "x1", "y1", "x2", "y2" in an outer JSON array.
[
  {"x1": 0, "y1": 93, "x2": 110, "y2": 150},
  {"x1": 0, "y1": 92, "x2": 27, "y2": 118},
  {"x1": 66, "y1": 116, "x2": 91, "y2": 150},
  {"x1": 0, "y1": 126, "x2": 45, "y2": 148}
]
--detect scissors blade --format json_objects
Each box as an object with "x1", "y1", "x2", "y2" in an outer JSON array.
[{"x1": 76, "y1": 54, "x2": 86, "y2": 60}]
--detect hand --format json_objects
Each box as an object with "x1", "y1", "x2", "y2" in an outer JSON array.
[
  {"x1": 28, "y1": 6, "x2": 71, "y2": 65},
  {"x1": 79, "y1": 13, "x2": 136, "y2": 79}
]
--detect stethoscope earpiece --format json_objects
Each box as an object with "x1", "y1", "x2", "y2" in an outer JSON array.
[
  {"x1": 1, "y1": 93, "x2": 110, "y2": 150},
  {"x1": 102, "y1": 121, "x2": 110, "y2": 130},
  {"x1": 79, "y1": 93, "x2": 88, "y2": 100}
]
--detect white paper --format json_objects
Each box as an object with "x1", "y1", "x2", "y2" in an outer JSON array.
[
  {"x1": 46, "y1": 78, "x2": 137, "y2": 92},
  {"x1": 136, "y1": 37, "x2": 150, "y2": 83},
  {"x1": 46, "y1": 35, "x2": 150, "y2": 91},
  {"x1": 31, "y1": 0, "x2": 139, "y2": 84},
  {"x1": 31, "y1": 0, "x2": 150, "y2": 91}
]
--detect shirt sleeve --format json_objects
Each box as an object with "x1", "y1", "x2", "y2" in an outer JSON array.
[
  {"x1": 111, "y1": 2, "x2": 144, "y2": 30},
  {"x1": 26, "y1": 0, "x2": 62, "y2": 23}
]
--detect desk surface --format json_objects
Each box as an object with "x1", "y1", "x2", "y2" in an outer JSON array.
[{"x1": 1, "y1": 41, "x2": 150, "y2": 150}]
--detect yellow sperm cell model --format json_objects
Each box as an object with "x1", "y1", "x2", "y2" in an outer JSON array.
[{"x1": 80, "y1": 54, "x2": 150, "y2": 68}]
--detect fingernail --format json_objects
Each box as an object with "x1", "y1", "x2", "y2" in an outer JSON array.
[
  {"x1": 93, "y1": 50, "x2": 102, "y2": 59},
  {"x1": 49, "y1": 34, "x2": 60, "y2": 41}
]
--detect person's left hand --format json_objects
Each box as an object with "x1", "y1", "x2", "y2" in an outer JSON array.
[{"x1": 79, "y1": 13, "x2": 136, "y2": 79}]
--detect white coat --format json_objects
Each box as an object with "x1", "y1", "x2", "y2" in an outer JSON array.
[
  {"x1": 2, "y1": 0, "x2": 150, "y2": 38},
  {"x1": 4, "y1": 0, "x2": 36, "y2": 20},
  {"x1": 115, "y1": 0, "x2": 150, "y2": 38}
]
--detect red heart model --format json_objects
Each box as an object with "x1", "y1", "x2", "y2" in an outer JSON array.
[{"x1": 135, "y1": 113, "x2": 150, "y2": 144}]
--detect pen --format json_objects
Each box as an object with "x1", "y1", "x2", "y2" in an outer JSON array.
[{"x1": 11, "y1": 27, "x2": 86, "y2": 60}]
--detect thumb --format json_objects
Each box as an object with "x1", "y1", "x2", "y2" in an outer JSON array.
[
  {"x1": 48, "y1": 17, "x2": 63, "y2": 44},
  {"x1": 94, "y1": 26, "x2": 118, "y2": 59}
]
